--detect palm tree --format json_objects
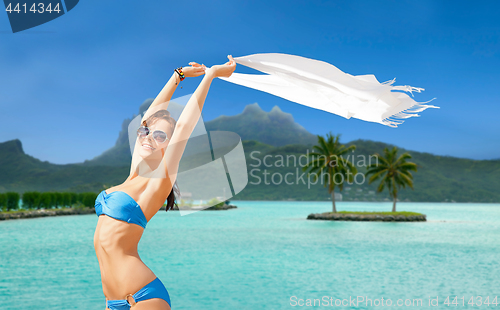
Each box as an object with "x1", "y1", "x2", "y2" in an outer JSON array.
[
  {"x1": 365, "y1": 147, "x2": 417, "y2": 212},
  {"x1": 302, "y1": 132, "x2": 357, "y2": 213}
]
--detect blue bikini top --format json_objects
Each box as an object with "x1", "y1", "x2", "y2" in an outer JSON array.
[{"x1": 94, "y1": 190, "x2": 148, "y2": 229}]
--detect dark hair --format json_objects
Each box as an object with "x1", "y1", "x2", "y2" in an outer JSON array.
[
  {"x1": 144, "y1": 109, "x2": 176, "y2": 134},
  {"x1": 144, "y1": 109, "x2": 180, "y2": 212}
]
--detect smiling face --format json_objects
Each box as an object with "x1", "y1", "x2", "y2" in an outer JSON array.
[{"x1": 137, "y1": 119, "x2": 174, "y2": 160}]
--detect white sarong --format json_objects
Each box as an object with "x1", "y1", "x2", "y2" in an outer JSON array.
[{"x1": 218, "y1": 53, "x2": 438, "y2": 127}]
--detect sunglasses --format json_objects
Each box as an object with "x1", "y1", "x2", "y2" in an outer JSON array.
[{"x1": 137, "y1": 126, "x2": 170, "y2": 143}]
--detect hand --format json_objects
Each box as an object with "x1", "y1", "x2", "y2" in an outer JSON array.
[
  {"x1": 205, "y1": 55, "x2": 236, "y2": 78},
  {"x1": 181, "y1": 62, "x2": 207, "y2": 78}
]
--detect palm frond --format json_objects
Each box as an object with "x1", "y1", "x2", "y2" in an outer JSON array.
[{"x1": 368, "y1": 169, "x2": 388, "y2": 184}]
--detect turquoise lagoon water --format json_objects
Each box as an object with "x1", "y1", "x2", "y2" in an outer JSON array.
[{"x1": 1, "y1": 202, "x2": 499, "y2": 309}]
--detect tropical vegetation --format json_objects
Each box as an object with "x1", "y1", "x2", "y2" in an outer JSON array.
[
  {"x1": 365, "y1": 146, "x2": 418, "y2": 212},
  {"x1": 0, "y1": 191, "x2": 98, "y2": 212},
  {"x1": 2, "y1": 137, "x2": 500, "y2": 203},
  {"x1": 302, "y1": 132, "x2": 357, "y2": 212}
]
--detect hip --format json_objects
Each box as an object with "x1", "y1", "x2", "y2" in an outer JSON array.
[{"x1": 96, "y1": 244, "x2": 157, "y2": 300}]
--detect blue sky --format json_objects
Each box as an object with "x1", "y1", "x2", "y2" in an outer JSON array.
[{"x1": 1, "y1": 0, "x2": 499, "y2": 164}]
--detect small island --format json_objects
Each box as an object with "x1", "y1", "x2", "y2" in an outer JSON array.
[
  {"x1": 0, "y1": 191, "x2": 238, "y2": 221},
  {"x1": 204, "y1": 204, "x2": 237, "y2": 210},
  {"x1": 169, "y1": 203, "x2": 237, "y2": 211},
  {"x1": 1, "y1": 203, "x2": 239, "y2": 221},
  {"x1": 307, "y1": 211, "x2": 426, "y2": 222},
  {"x1": 302, "y1": 140, "x2": 427, "y2": 223},
  {"x1": 0, "y1": 207, "x2": 95, "y2": 221},
  {"x1": 170, "y1": 197, "x2": 237, "y2": 211}
]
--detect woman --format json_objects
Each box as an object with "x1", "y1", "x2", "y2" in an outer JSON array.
[{"x1": 93, "y1": 55, "x2": 236, "y2": 310}]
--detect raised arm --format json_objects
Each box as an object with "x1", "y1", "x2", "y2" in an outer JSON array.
[
  {"x1": 162, "y1": 55, "x2": 236, "y2": 178},
  {"x1": 176, "y1": 56, "x2": 235, "y2": 129},
  {"x1": 142, "y1": 62, "x2": 207, "y2": 121},
  {"x1": 126, "y1": 62, "x2": 207, "y2": 180}
]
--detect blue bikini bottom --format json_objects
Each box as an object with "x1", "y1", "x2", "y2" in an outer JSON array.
[{"x1": 106, "y1": 277, "x2": 171, "y2": 310}]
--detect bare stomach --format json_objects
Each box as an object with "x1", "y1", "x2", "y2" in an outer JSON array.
[{"x1": 94, "y1": 215, "x2": 157, "y2": 300}]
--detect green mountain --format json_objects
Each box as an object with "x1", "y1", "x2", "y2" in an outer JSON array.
[
  {"x1": 234, "y1": 139, "x2": 500, "y2": 203},
  {"x1": 345, "y1": 140, "x2": 500, "y2": 203},
  {"x1": 82, "y1": 99, "x2": 154, "y2": 166},
  {"x1": 1, "y1": 101, "x2": 499, "y2": 202},
  {"x1": 206, "y1": 102, "x2": 317, "y2": 146},
  {"x1": 83, "y1": 100, "x2": 316, "y2": 167},
  {"x1": 0, "y1": 139, "x2": 128, "y2": 193}
]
